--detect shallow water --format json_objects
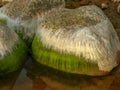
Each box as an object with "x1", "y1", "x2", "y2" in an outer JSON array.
[{"x1": 0, "y1": 58, "x2": 120, "y2": 90}]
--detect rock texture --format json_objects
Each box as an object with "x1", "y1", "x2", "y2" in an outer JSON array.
[
  {"x1": 32, "y1": 5, "x2": 120, "y2": 76},
  {"x1": 0, "y1": 0, "x2": 65, "y2": 44},
  {"x1": 0, "y1": 0, "x2": 119, "y2": 76},
  {"x1": 0, "y1": 22, "x2": 27, "y2": 76}
]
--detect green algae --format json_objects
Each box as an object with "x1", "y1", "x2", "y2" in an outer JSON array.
[
  {"x1": 0, "y1": 18, "x2": 7, "y2": 25},
  {"x1": 14, "y1": 26, "x2": 34, "y2": 47},
  {"x1": 32, "y1": 35, "x2": 91, "y2": 74},
  {"x1": 0, "y1": 17, "x2": 33, "y2": 46},
  {"x1": 26, "y1": 60, "x2": 91, "y2": 86},
  {"x1": 0, "y1": 39, "x2": 28, "y2": 76},
  {"x1": 42, "y1": 9, "x2": 99, "y2": 30}
]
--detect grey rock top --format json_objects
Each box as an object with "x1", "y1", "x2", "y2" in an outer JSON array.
[
  {"x1": 40, "y1": 5, "x2": 107, "y2": 30},
  {"x1": 0, "y1": 0, "x2": 120, "y2": 72},
  {"x1": 0, "y1": 0, "x2": 65, "y2": 20},
  {"x1": 0, "y1": 22, "x2": 18, "y2": 58},
  {"x1": 37, "y1": 5, "x2": 120, "y2": 72},
  {"x1": 0, "y1": 0, "x2": 65, "y2": 39}
]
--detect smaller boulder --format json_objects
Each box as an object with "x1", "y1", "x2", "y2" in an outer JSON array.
[{"x1": 0, "y1": 22, "x2": 27, "y2": 76}]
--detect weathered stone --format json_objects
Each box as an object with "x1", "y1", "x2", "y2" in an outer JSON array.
[
  {"x1": 0, "y1": 0, "x2": 65, "y2": 45},
  {"x1": 32, "y1": 5, "x2": 120, "y2": 76},
  {"x1": 0, "y1": 22, "x2": 27, "y2": 76}
]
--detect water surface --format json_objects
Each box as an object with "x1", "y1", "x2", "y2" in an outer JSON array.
[{"x1": 0, "y1": 59, "x2": 120, "y2": 90}]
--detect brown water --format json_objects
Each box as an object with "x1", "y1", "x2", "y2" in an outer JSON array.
[{"x1": 0, "y1": 58, "x2": 120, "y2": 90}]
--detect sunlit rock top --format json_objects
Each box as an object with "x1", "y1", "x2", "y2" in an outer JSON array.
[{"x1": 37, "y1": 5, "x2": 120, "y2": 72}]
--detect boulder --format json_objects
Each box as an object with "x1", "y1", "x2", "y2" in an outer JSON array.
[
  {"x1": 0, "y1": 22, "x2": 27, "y2": 76},
  {"x1": 32, "y1": 5, "x2": 120, "y2": 76},
  {"x1": 0, "y1": 0, "x2": 65, "y2": 45}
]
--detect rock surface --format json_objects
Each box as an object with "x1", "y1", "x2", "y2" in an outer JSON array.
[
  {"x1": 32, "y1": 5, "x2": 120, "y2": 76},
  {"x1": 0, "y1": 0, "x2": 65, "y2": 44},
  {"x1": 0, "y1": 22, "x2": 27, "y2": 76}
]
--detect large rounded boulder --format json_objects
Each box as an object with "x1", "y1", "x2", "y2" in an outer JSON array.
[{"x1": 32, "y1": 5, "x2": 120, "y2": 76}]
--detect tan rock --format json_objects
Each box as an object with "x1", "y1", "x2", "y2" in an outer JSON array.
[{"x1": 32, "y1": 5, "x2": 120, "y2": 76}]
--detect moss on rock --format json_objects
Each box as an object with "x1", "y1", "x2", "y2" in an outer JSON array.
[
  {"x1": 0, "y1": 39, "x2": 27, "y2": 75},
  {"x1": 32, "y1": 35, "x2": 108, "y2": 76},
  {"x1": 0, "y1": 17, "x2": 7, "y2": 25}
]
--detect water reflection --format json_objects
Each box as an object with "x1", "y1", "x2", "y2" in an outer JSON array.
[
  {"x1": 12, "y1": 69, "x2": 33, "y2": 90},
  {"x1": 0, "y1": 58, "x2": 120, "y2": 90},
  {"x1": 25, "y1": 59, "x2": 120, "y2": 90},
  {"x1": 0, "y1": 70, "x2": 21, "y2": 90}
]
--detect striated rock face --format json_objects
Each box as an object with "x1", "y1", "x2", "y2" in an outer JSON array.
[
  {"x1": 0, "y1": 22, "x2": 27, "y2": 76},
  {"x1": 32, "y1": 5, "x2": 120, "y2": 76}
]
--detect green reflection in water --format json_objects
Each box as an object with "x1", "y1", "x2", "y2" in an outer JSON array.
[
  {"x1": 0, "y1": 58, "x2": 119, "y2": 90},
  {"x1": 25, "y1": 59, "x2": 92, "y2": 86}
]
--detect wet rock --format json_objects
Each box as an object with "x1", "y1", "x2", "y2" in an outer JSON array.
[
  {"x1": 0, "y1": 0, "x2": 65, "y2": 45},
  {"x1": 0, "y1": 22, "x2": 27, "y2": 76},
  {"x1": 32, "y1": 5, "x2": 120, "y2": 76}
]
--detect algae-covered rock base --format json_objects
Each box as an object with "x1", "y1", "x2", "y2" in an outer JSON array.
[
  {"x1": 32, "y1": 5, "x2": 120, "y2": 76},
  {"x1": 32, "y1": 36, "x2": 108, "y2": 76},
  {"x1": 0, "y1": 22, "x2": 27, "y2": 76}
]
